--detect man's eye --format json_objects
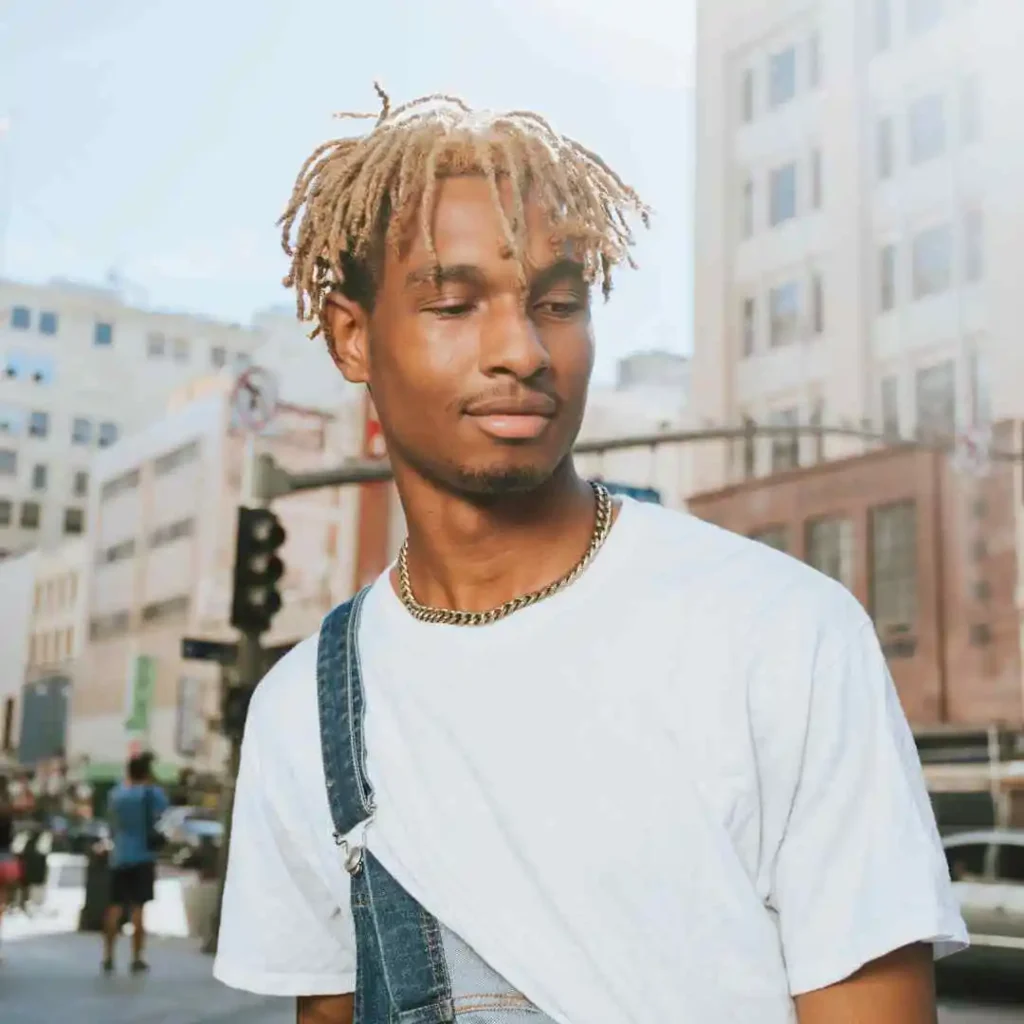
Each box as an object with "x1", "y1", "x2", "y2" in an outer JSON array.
[
  {"x1": 428, "y1": 303, "x2": 475, "y2": 319},
  {"x1": 535, "y1": 300, "x2": 584, "y2": 318}
]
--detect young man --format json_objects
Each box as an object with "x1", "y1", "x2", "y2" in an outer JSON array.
[
  {"x1": 214, "y1": 89, "x2": 966, "y2": 1023},
  {"x1": 103, "y1": 751, "x2": 168, "y2": 974}
]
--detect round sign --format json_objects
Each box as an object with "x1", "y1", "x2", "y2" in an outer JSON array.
[{"x1": 232, "y1": 366, "x2": 279, "y2": 432}]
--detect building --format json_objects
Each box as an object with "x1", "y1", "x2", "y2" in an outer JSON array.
[
  {"x1": 0, "y1": 278, "x2": 272, "y2": 554},
  {"x1": 687, "y1": 419, "x2": 1024, "y2": 732},
  {"x1": 70, "y1": 382, "x2": 371, "y2": 779},
  {"x1": 692, "y1": 0, "x2": 1024, "y2": 491},
  {"x1": 0, "y1": 550, "x2": 36, "y2": 765}
]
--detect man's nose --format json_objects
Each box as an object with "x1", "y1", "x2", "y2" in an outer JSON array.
[{"x1": 479, "y1": 297, "x2": 551, "y2": 380}]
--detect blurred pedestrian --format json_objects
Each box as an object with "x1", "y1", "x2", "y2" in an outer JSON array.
[
  {"x1": 102, "y1": 752, "x2": 168, "y2": 975},
  {"x1": 0, "y1": 775, "x2": 21, "y2": 960}
]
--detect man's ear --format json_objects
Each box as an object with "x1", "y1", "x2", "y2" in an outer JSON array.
[{"x1": 324, "y1": 292, "x2": 370, "y2": 384}]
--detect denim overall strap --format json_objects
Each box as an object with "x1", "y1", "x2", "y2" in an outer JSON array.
[{"x1": 316, "y1": 590, "x2": 456, "y2": 1023}]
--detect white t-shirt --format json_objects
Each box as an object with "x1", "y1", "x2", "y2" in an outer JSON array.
[{"x1": 214, "y1": 498, "x2": 967, "y2": 1023}]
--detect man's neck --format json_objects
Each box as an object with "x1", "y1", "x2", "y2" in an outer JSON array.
[{"x1": 393, "y1": 462, "x2": 600, "y2": 614}]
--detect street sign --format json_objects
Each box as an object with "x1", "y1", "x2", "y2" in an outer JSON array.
[
  {"x1": 231, "y1": 366, "x2": 279, "y2": 432},
  {"x1": 599, "y1": 482, "x2": 662, "y2": 504},
  {"x1": 181, "y1": 638, "x2": 238, "y2": 664}
]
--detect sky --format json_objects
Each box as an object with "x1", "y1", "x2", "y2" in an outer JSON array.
[{"x1": 0, "y1": 0, "x2": 694, "y2": 382}]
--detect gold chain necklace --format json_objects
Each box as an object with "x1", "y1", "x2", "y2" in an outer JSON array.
[{"x1": 397, "y1": 482, "x2": 614, "y2": 626}]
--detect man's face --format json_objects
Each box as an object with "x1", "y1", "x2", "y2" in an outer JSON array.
[{"x1": 329, "y1": 175, "x2": 595, "y2": 497}]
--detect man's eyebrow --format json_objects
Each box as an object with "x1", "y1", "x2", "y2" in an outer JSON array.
[
  {"x1": 528, "y1": 258, "x2": 588, "y2": 297},
  {"x1": 404, "y1": 264, "x2": 487, "y2": 290}
]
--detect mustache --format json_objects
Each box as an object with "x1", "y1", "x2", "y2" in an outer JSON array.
[{"x1": 458, "y1": 383, "x2": 562, "y2": 417}]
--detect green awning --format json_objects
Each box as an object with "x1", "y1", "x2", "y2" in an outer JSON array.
[{"x1": 83, "y1": 761, "x2": 181, "y2": 785}]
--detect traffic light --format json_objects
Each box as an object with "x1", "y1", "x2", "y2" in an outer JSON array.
[{"x1": 230, "y1": 506, "x2": 286, "y2": 635}]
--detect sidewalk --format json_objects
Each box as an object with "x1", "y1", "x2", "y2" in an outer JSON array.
[{"x1": 0, "y1": 932, "x2": 292, "y2": 1024}]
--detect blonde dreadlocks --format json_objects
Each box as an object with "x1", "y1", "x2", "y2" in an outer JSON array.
[{"x1": 279, "y1": 85, "x2": 651, "y2": 338}]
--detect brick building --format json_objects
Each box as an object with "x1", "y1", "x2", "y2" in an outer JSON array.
[{"x1": 687, "y1": 422, "x2": 1024, "y2": 731}]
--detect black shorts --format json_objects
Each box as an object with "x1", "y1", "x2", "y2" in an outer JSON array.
[{"x1": 109, "y1": 861, "x2": 156, "y2": 907}]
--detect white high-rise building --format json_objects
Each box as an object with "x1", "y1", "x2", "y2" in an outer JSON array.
[{"x1": 692, "y1": 0, "x2": 1024, "y2": 490}]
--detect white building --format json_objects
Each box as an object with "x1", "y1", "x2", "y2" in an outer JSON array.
[
  {"x1": 692, "y1": 0, "x2": 1024, "y2": 490},
  {"x1": 0, "y1": 550, "x2": 36, "y2": 763}
]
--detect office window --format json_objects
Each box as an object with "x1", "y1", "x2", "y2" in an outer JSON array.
[
  {"x1": 811, "y1": 273, "x2": 825, "y2": 334},
  {"x1": 10, "y1": 306, "x2": 30, "y2": 330},
  {"x1": 173, "y1": 337, "x2": 190, "y2": 363},
  {"x1": 964, "y1": 208, "x2": 984, "y2": 283},
  {"x1": 742, "y1": 297, "x2": 757, "y2": 357},
  {"x1": 769, "y1": 162, "x2": 797, "y2": 226},
  {"x1": 72, "y1": 417, "x2": 92, "y2": 445},
  {"x1": 811, "y1": 148, "x2": 822, "y2": 209},
  {"x1": 751, "y1": 526, "x2": 788, "y2": 552},
  {"x1": 870, "y1": 501, "x2": 917, "y2": 633},
  {"x1": 94, "y1": 322, "x2": 114, "y2": 346},
  {"x1": 908, "y1": 0, "x2": 944, "y2": 36},
  {"x1": 881, "y1": 375, "x2": 901, "y2": 440},
  {"x1": 770, "y1": 407, "x2": 800, "y2": 472},
  {"x1": 154, "y1": 439, "x2": 200, "y2": 476},
  {"x1": 0, "y1": 402, "x2": 26, "y2": 435},
  {"x1": 806, "y1": 517, "x2": 855, "y2": 588},
  {"x1": 20, "y1": 501, "x2": 41, "y2": 530},
  {"x1": 28, "y1": 410, "x2": 49, "y2": 438},
  {"x1": 874, "y1": 0, "x2": 892, "y2": 51},
  {"x1": 0, "y1": 450, "x2": 16, "y2": 476},
  {"x1": 808, "y1": 31, "x2": 821, "y2": 88},
  {"x1": 146, "y1": 332, "x2": 166, "y2": 358},
  {"x1": 741, "y1": 69, "x2": 755, "y2": 123},
  {"x1": 877, "y1": 117, "x2": 894, "y2": 179},
  {"x1": 0, "y1": 499, "x2": 11, "y2": 525},
  {"x1": 73, "y1": 470, "x2": 89, "y2": 497},
  {"x1": 31, "y1": 464, "x2": 47, "y2": 491},
  {"x1": 916, "y1": 360, "x2": 956, "y2": 440},
  {"x1": 98, "y1": 422, "x2": 119, "y2": 448},
  {"x1": 912, "y1": 224, "x2": 952, "y2": 298},
  {"x1": 742, "y1": 178, "x2": 754, "y2": 238},
  {"x1": 909, "y1": 93, "x2": 946, "y2": 164},
  {"x1": 969, "y1": 342, "x2": 991, "y2": 426},
  {"x1": 210, "y1": 345, "x2": 227, "y2": 369},
  {"x1": 880, "y1": 243, "x2": 897, "y2": 311},
  {"x1": 150, "y1": 516, "x2": 195, "y2": 548},
  {"x1": 38, "y1": 311, "x2": 58, "y2": 336},
  {"x1": 960, "y1": 75, "x2": 980, "y2": 144},
  {"x1": 64, "y1": 508, "x2": 84, "y2": 535},
  {"x1": 769, "y1": 281, "x2": 800, "y2": 347},
  {"x1": 769, "y1": 47, "x2": 797, "y2": 108},
  {"x1": 4, "y1": 350, "x2": 55, "y2": 385}
]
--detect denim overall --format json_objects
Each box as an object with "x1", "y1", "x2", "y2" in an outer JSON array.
[{"x1": 317, "y1": 590, "x2": 560, "y2": 1024}]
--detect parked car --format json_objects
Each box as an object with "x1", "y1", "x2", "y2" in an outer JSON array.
[{"x1": 158, "y1": 807, "x2": 223, "y2": 872}]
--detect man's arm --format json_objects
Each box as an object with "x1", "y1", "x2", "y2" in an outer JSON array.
[
  {"x1": 297, "y1": 994, "x2": 354, "y2": 1024},
  {"x1": 794, "y1": 943, "x2": 937, "y2": 1024}
]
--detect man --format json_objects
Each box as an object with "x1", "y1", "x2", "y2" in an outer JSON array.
[
  {"x1": 214, "y1": 88, "x2": 966, "y2": 1023},
  {"x1": 104, "y1": 751, "x2": 168, "y2": 974}
]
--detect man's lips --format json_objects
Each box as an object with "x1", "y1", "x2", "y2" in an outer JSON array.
[{"x1": 463, "y1": 394, "x2": 558, "y2": 441}]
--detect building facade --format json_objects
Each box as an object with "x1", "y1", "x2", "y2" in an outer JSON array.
[{"x1": 692, "y1": 0, "x2": 1024, "y2": 491}]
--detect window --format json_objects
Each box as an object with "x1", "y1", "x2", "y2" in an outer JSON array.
[
  {"x1": 909, "y1": 94, "x2": 946, "y2": 164},
  {"x1": 146, "y1": 332, "x2": 166, "y2": 358},
  {"x1": 742, "y1": 297, "x2": 757, "y2": 357},
  {"x1": 810, "y1": 149, "x2": 822, "y2": 209},
  {"x1": 38, "y1": 311, "x2": 58, "y2": 336},
  {"x1": 960, "y1": 75, "x2": 980, "y2": 144},
  {"x1": 20, "y1": 501, "x2": 41, "y2": 529},
  {"x1": 100, "y1": 468, "x2": 140, "y2": 500},
  {"x1": 141, "y1": 594, "x2": 190, "y2": 623},
  {"x1": 64, "y1": 508, "x2": 84, "y2": 535},
  {"x1": 742, "y1": 178, "x2": 754, "y2": 238},
  {"x1": 869, "y1": 501, "x2": 918, "y2": 633},
  {"x1": 28, "y1": 410, "x2": 49, "y2": 438},
  {"x1": 945, "y1": 842, "x2": 987, "y2": 881},
  {"x1": 150, "y1": 517, "x2": 195, "y2": 548},
  {"x1": 880, "y1": 243, "x2": 897, "y2": 311},
  {"x1": 10, "y1": 306, "x2": 30, "y2": 330},
  {"x1": 881, "y1": 375, "x2": 900, "y2": 439},
  {"x1": 769, "y1": 281, "x2": 800, "y2": 347},
  {"x1": 210, "y1": 345, "x2": 227, "y2": 369},
  {"x1": 770, "y1": 408, "x2": 800, "y2": 472},
  {"x1": 995, "y1": 843, "x2": 1024, "y2": 884},
  {"x1": 94, "y1": 322, "x2": 114, "y2": 346},
  {"x1": 874, "y1": 0, "x2": 892, "y2": 51},
  {"x1": 751, "y1": 527, "x2": 788, "y2": 552},
  {"x1": 73, "y1": 470, "x2": 89, "y2": 498},
  {"x1": 806, "y1": 517, "x2": 855, "y2": 588},
  {"x1": 964, "y1": 208, "x2": 984, "y2": 283},
  {"x1": 969, "y1": 342, "x2": 991, "y2": 426},
  {"x1": 0, "y1": 403, "x2": 26, "y2": 435},
  {"x1": 154, "y1": 439, "x2": 200, "y2": 475},
  {"x1": 31, "y1": 464, "x2": 47, "y2": 491},
  {"x1": 811, "y1": 273, "x2": 825, "y2": 335},
  {"x1": 741, "y1": 69, "x2": 755, "y2": 123},
  {"x1": 98, "y1": 422, "x2": 119, "y2": 448},
  {"x1": 100, "y1": 538, "x2": 136, "y2": 564},
  {"x1": 0, "y1": 450, "x2": 15, "y2": 476},
  {"x1": 72, "y1": 417, "x2": 92, "y2": 445},
  {"x1": 908, "y1": 0, "x2": 944, "y2": 36},
  {"x1": 877, "y1": 117, "x2": 894, "y2": 179},
  {"x1": 769, "y1": 46, "x2": 797, "y2": 108},
  {"x1": 808, "y1": 31, "x2": 821, "y2": 88},
  {"x1": 769, "y1": 162, "x2": 797, "y2": 226},
  {"x1": 916, "y1": 360, "x2": 956, "y2": 440},
  {"x1": 912, "y1": 224, "x2": 952, "y2": 298},
  {"x1": 0, "y1": 499, "x2": 11, "y2": 525},
  {"x1": 3, "y1": 350, "x2": 55, "y2": 385},
  {"x1": 173, "y1": 337, "x2": 190, "y2": 363}
]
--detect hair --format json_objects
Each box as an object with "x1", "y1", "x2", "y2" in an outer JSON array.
[
  {"x1": 127, "y1": 752, "x2": 154, "y2": 784},
  {"x1": 279, "y1": 84, "x2": 651, "y2": 338}
]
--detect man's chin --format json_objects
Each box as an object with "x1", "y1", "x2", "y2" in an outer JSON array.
[{"x1": 453, "y1": 462, "x2": 556, "y2": 497}]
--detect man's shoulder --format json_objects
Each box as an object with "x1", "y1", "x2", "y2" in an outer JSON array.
[{"x1": 248, "y1": 631, "x2": 322, "y2": 731}]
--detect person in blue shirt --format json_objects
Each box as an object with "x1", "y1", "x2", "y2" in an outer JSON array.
[{"x1": 103, "y1": 751, "x2": 168, "y2": 974}]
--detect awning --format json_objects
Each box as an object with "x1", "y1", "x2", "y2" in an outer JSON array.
[{"x1": 83, "y1": 761, "x2": 181, "y2": 785}]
